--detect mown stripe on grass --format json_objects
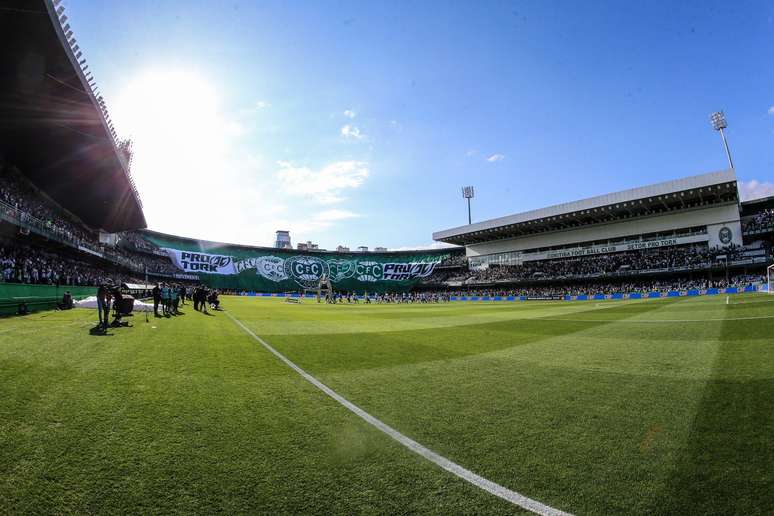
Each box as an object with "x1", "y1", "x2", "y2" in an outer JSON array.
[
  {"x1": 225, "y1": 311, "x2": 572, "y2": 516},
  {"x1": 537, "y1": 315, "x2": 774, "y2": 323}
]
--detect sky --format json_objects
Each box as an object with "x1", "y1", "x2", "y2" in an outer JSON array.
[{"x1": 63, "y1": 0, "x2": 774, "y2": 249}]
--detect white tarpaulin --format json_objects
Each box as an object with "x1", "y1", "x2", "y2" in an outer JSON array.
[{"x1": 74, "y1": 296, "x2": 154, "y2": 312}]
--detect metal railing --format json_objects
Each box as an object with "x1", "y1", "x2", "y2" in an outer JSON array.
[{"x1": 0, "y1": 200, "x2": 147, "y2": 273}]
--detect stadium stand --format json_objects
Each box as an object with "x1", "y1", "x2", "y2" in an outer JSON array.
[
  {"x1": 0, "y1": 1, "x2": 770, "y2": 313},
  {"x1": 422, "y1": 244, "x2": 751, "y2": 284},
  {"x1": 431, "y1": 170, "x2": 773, "y2": 297},
  {"x1": 0, "y1": 0, "x2": 145, "y2": 232}
]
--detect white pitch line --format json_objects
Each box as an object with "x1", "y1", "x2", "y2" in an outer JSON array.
[{"x1": 226, "y1": 311, "x2": 571, "y2": 516}]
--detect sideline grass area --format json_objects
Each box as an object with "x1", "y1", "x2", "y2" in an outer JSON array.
[{"x1": 1, "y1": 294, "x2": 773, "y2": 514}]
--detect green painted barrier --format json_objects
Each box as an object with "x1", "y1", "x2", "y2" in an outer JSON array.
[{"x1": 0, "y1": 284, "x2": 96, "y2": 315}]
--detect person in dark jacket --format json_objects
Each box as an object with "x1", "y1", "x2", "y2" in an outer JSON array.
[
  {"x1": 97, "y1": 282, "x2": 112, "y2": 329},
  {"x1": 152, "y1": 283, "x2": 161, "y2": 317}
]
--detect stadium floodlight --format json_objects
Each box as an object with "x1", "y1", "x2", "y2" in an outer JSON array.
[
  {"x1": 710, "y1": 111, "x2": 734, "y2": 170},
  {"x1": 462, "y1": 186, "x2": 475, "y2": 225}
]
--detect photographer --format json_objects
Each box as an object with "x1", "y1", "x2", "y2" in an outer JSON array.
[
  {"x1": 110, "y1": 285, "x2": 125, "y2": 326},
  {"x1": 59, "y1": 291, "x2": 73, "y2": 310},
  {"x1": 96, "y1": 282, "x2": 111, "y2": 330},
  {"x1": 207, "y1": 289, "x2": 220, "y2": 310}
]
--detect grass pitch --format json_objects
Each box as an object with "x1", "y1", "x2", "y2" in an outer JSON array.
[{"x1": 1, "y1": 294, "x2": 773, "y2": 514}]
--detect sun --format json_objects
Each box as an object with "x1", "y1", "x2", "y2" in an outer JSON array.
[
  {"x1": 110, "y1": 69, "x2": 236, "y2": 225},
  {"x1": 112, "y1": 69, "x2": 223, "y2": 160}
]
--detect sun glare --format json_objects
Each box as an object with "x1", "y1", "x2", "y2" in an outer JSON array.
[
  {"x1": 113, "y1": 69, "x2": 228, "y2": 166},
  {"x1": 112, "y1": 69, "x2": 235, "y2": 228}
]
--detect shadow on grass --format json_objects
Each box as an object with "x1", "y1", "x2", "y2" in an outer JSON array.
[
  {"x1": 88, "y1": 326, "x2": 114, "y2": 337},
  {"x1": 651, "y1": 311, "x2": 774, "y2": 513},
  {"x1": 269, "y1": 299, "x2": 670, "y2": 374}
]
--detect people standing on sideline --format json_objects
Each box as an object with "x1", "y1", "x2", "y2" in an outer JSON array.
[
  {"x1": 152, "y1": 283, "x2": 161, "y2": 317},
  {"x1": 207, "y1": 289, "x2": 220, "y2": 310},
  {"x1": 200, "y1": 286, "x2": 209, "y2": 314},
  {"x1": 171, "y1": 286, "x2": 179, "y2": 315},
  {"x1": 161, "y1": 284, "x2": 170, "y2": 316},
  {"x1": 96, "y1": 282, "x2": 112, "y2": 330}
]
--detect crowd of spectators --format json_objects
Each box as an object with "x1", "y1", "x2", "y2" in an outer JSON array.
[
  {"x1": 119, "y1": 231, "x2": 167, "y2": 255},
  {"x1": 1, "y1": 162, "x2": 770, "y2": 296},
  {"x1": 0, "y1": 241, "x2": 143, "y2": 287},
  {"x1": 427, "y1": 245, "x2": 752, "y2": 285},
  {"x1": 437, "y1": 253, "x2": 467, "y2": 267},
  {"x1": 743, "y1": 209, "x2": 774, "y2": 234},
  {"x1": 111, "y1": 245, "x2": 177, "y2": 275},
  {"x1": 0, "y1": 165, "x2": 96, "y2": 249},
  {"x1": 0, "y1": 165, "x2": 180, "y2": 278},
  {"x1": 424, "y1": 273, "x2": 765, "y2": 298}
]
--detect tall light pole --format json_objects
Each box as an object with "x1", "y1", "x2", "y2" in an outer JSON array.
[
  {"x1": 462, "y1": 186, "x2": 474, "y2": 224},
  {"x1": 710, "y1": 111, "x2": 734, "y2": 170}
]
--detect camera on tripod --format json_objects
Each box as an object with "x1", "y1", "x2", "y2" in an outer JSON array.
[{"x1": 110, "y1": 284, "x2": 135, "y2": 327}]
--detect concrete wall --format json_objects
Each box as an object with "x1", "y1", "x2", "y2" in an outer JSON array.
[{"x1": 0, "y1": 284, "x2": 96, "y2": 315}]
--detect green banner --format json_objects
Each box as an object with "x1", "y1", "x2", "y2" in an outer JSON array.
[{"x1": 142, "y1": 232, "x2": 455, "y2": 293}]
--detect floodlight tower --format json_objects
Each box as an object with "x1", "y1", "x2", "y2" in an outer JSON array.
[
  {"x1": 710, "y1": 111, "x2": 734, "y2": 170},
  {"x1": 462, "y1": 186, "x2": 475, "y2": 225}
]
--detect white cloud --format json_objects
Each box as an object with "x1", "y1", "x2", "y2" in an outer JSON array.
[
  {"x1": 256, "y1": 100, "x2": 271, "y2": 109},
  {"x1": 487, "y1": 153, "x2": 505, "y2": 162},
  {"x1": 767, "y1": 105, "x2": 774, "y2": 115},
  {"x1": 281, "y1": 209, "x2": 361, "y2": 237},
  {"x1": 316, "y1": 209, "x2": 360, "y2": 222},
  {"x1": 224, "y1": 120, "x2": 245, "y2": 137},
  {"x1": 738, "y1": 180, "x2": 774, "y2": 201},
  {"x1": 277, "y1": 160, "x2": 369, "y2": 204},
  {"x1": 343, "y1": 109, "x2": 357, "y2": 119},
  {"x1": 340, "y1": 124, "x2": 366, "y2": 140},
  {"x1": 466, "y1": 149, "x2": 478, "y2": 157},
  {"x1": 112, "y1": 69, "x2": 365, "y2": 247}
]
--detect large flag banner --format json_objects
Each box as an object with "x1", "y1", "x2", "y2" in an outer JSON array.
[
  {"x1": 146, "y1": 233, "x2": 454, "y2": 293},
  {"x1": 163, "y1": 249, "x2": 236, "y2": 275}
]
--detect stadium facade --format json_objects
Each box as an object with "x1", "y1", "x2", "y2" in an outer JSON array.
[
  {"x1": 1, "y1": 0, "x2": 773, "y2": 314},
  {"x1": 434, "y1": 169, "x2": 747, "y2": 267}
]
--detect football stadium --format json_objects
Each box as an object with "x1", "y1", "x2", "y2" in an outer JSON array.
[{"x1": 1, "y1": 1, "x2": 773, "y2": 515}]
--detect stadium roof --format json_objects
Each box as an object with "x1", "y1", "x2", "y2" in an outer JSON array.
[
  {"x1": 433, "y1": 169, "x2": 738, "y2": 245},
  {"x1": 739, "y1": 194, "x2": 774, "y2": 216},
  {"x1": 0, "y1": 0, "x2": 146, "y2": 232}
]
